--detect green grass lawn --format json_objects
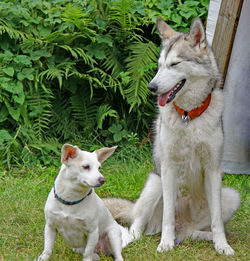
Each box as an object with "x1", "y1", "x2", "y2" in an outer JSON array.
[{"x1": 0, "y1": 149, "x2": 249, "y2": 260}]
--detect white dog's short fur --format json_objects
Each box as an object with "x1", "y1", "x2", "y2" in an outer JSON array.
[
  {"x1": 104, "y1": 18, "x2": 240, "y2": 256},
  {"x1": 37, "y1": 144, "x2": 132, "y2": 261}
]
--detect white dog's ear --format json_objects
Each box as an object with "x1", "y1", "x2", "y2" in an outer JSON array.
[
  {"x1": 187, "y1": 18, "x2": 206, "y2": 48},
  {"x1": 95, "y1": 146, "x2": 117, "y2": 163},
  {"x1": 157, "y1": 17, "x2": 176, "y2": 41},
  {"x1": 61, "y1": 144, "x2": 79, "y2": 164}
]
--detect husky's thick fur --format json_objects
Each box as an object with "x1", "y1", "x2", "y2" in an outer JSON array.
[
  {"x1": 104, "y1": 18, "x2": 240, "y2": 255},
  {"x1": 37, "y1": 144, "x2": 132, "y2": 261}
]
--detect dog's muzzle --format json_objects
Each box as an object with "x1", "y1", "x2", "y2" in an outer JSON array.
[{"x1": 147, "y1": 82, "x2": 158, "y2": 93}]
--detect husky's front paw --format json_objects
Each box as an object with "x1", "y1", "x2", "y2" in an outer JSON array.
[
  {"x1": 35, "y1": 253, "x2": 50, "y2": 261},
  {"x1": 130, "y1": 225, "x2": 142, "y2": 241},
  {"x1": 157, "y1": 238, "x2": 175, "y2": 252},
  {"x1": 214, "y1": 242, "x2": 235, "y2": 255}
]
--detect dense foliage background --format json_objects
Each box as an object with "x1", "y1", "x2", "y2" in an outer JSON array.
[{"x1": 0, "y1": 0, "x2": 209, "y2": 167}]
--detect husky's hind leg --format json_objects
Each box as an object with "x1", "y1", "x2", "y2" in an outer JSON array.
[
  {"x1": 130, "y1": 172, "x2": 162, "y2": 240},
  {"x1": 220, "y1": 187, "x2": 240, "y2": 224},
  {"x1": 177, "y1": 187, "x2": 240, "y2": 243},
  {"x1": 191, "y1": 231, "x2": 213, "y2": 241}
]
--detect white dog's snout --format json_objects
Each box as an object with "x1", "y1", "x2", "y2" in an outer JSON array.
[{"x1": 98, "y1": 176, "x2": 106, "y2": 185}]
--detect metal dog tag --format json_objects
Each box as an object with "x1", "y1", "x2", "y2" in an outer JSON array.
[{"x1": 182, "y1": 114, "x2": 190, "y2": 126}]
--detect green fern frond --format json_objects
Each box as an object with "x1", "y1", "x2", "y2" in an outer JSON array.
[
  {"x1": 89, "y1": 67, "x2": 122, "y2": 93},
  {"x1": 69, "y1": 93, "x2": 100, "y2": 130},
  {"x1": 58, "y1": 45, "x2": 94, "y2": 65},
  {"x1": 110, "y1": 0, "x2": 136, "y2": 30},
  {"x1": 101, "y1": 46, "x2": 123, "y2": 78},
  {"x1": 124, "y1": 40, "x2": 158, "y2": 109},
  {"x1": 62, "y1": 3, "x2": 96, "y2": 37},
  {"x1": 26, "y1": 89, "x2": 53, "y2": 141},
  {"x1": 39, "y1": 67, "x2": 63, "y2": 88},
  {"x1": 50, "y1": 93, "x2": 78, "y2": 140},
  {"x1": 0, "y1": 18, "x2": 27, "y2": 40},
  {"x1": 96, "y1": 104, "x2": 117, "y2": 129},
  {"x1": 69, "y1": 69, "x2": 102, "y2": 98}
]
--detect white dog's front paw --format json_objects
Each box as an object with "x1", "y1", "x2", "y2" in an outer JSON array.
[
  {"x1": 82, "y1": 257, "x2": 92, "y2": 261},
  {"x1": 157, "y1": 239, "x2": 175, "y2": 253},
  {"x1": 92, "y1": 253, "x2": 100, "y2": 261},
  {"x1": 73, "y1": 247, "x2": 84, "y2": 254},
  {"x1": 82, "y1": 253, "x2": 99, "y2": 261},
  {"x1": 214, "y1": 242, "x2": 235, "y2": 255}
]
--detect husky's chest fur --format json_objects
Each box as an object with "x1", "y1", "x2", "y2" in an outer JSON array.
[{"x1": 153, "y1": 89, "x2": 224, "y2": 198}]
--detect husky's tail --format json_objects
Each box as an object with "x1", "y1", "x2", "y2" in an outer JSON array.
[{"x1": 103, "y1": 198, "x2": 134, "y2": 225}]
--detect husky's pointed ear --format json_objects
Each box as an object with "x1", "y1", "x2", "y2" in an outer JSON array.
[
  {"x1": 157, "y1": 17, "x2": 176, "y2": 41},
  {"x1": 187, "y1": 18, "x2": 206, "y2": 48},
  {"x1": 95, "y1": 146, "x2": 117, "y2": 164},
  {"x1": 61, "y1": 144, "x2": 79, "y2": 164}
]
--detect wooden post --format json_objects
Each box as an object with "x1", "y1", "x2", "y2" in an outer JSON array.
[{"x1": 212, "y1": 0, "x2": 244, "y2": 79}]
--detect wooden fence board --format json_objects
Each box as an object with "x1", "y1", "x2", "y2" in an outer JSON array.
[{"x1": 212, "y1": 0, "x2": 244, "y2": 78}]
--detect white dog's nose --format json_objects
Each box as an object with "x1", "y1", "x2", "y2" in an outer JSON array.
[{"x1": 98, "y1": 177, "x2": 106, "y2": 185}]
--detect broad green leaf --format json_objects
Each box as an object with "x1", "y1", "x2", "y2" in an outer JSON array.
[
  {"x1": 8, "y1": 106, "x2": 21, "y2": 121},
  {"x1": 17, "y1": 72, "x2": 25, "y2": 81},
  {"x1": 3, "y1": 67, "x2": 14, "y2": 77},
  {"x1": 85, "y1": 43, "x2": 106, "y2": 59},
  {"x1": 96, "y1": 35, "x2": 113, "y2": 47},
  {"x1": 131, "y1": 2, "x2": 145, "y2": 15},
  {"x1": 95, "y1": 17, "x2": 105, "y2": 28},
  {"x1": 30, "y1": 50, "x2": 52, "y2": 60},
  {"x1": 22, "y1": 68, "x2": 34, "y2": 80},
  {"x1": 1, "y1": 81, "x2": 23, "y2": 94},
  {"x1": 0, "y1": 106, "x2": 8, "y2": 123},
  {"x1": 108, "y1": 123, "x2": 122, "y2": 133},
  {"x1": 171, "y1": 13, "x2": 182, "y2": 25},
  {"x1": 0, "y1": 129, "x2": 13, "y2": 145},
  {"x1": 14, "y1": 55, "x2": 31, "y2": 66},
  {"x1": 13, "y1": 92, "x2": 25, "y2": 105}
]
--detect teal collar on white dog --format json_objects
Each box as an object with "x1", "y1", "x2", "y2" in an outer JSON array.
[{"x1": 53, "y1": 184, "x2": 93, "y2": 205}]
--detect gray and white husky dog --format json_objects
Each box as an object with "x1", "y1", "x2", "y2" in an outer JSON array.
[{"x1": 104, "y1": 17, "x2": 240, "y2": 255}]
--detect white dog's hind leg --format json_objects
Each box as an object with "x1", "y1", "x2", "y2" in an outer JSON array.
[
  {"x1": 130, "y1": 172, "x2": 162, "y2": 240},
  {"x1": 107, "y1": 226, "x2": 124, "y2": 261},
  {"x1": 205, "y1": 170, "x2": 235, "y2": 255},
  {"x1": 157, "y1": 166, "x2": 176, "y2": 253},
  {"x1": 37, "y1": 224, "x2": 56, "y2": 261}
]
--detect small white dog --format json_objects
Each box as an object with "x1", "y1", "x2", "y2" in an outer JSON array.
[{"x1": 37, "y1": 144, "x2": 131, "y2": 261}]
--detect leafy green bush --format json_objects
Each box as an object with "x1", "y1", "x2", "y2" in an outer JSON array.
[{"x1": 0, "y1": 0, "x2": 209, "y2": 167}]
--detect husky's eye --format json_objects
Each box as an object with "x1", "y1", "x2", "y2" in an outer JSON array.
[
  {"x1": 82, "y1": 165, "x2": 90, "y2": 170},
  {"x1": 170, "y1": 62, "x2": 181, "y2": 67}
]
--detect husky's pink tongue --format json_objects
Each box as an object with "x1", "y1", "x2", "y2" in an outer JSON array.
[{"x1": 158, "y1": 91, "x2": 171, "y2": 107}]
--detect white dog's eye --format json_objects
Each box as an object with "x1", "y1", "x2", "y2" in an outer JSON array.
[
  {"x1": 170, "y1": 62, "x2": 181, "y2": 67},
  {"x1": 82, "y1": 165, "x2": 90, "y2": 170}
]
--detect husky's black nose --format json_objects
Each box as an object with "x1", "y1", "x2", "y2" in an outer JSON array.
[
  {"x1": 98, "y1": 177, "x2": 106, "y2": 185},
  {"x1": 148, "y1": 82, "x2": 158, "y2": 92}
]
